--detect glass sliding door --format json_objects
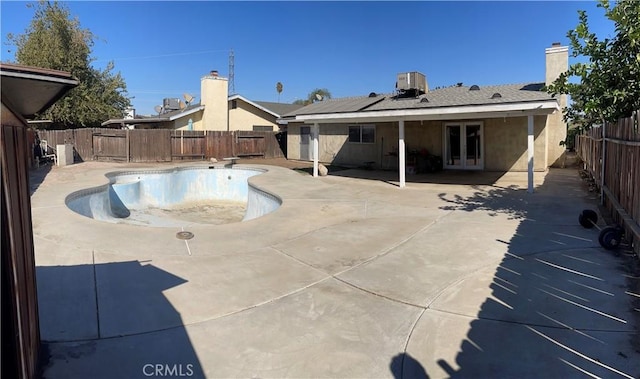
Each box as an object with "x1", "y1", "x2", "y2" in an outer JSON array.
[
  {"x1": 300, "y1": 126, "x2": 311, "y2": 161},
  {"x1": 445, "y1": 124, "x2": 462, "y2": 167},
  {"x1": 443, "y1": 122, "x2": 483, "y2": 170},
  {"x1": 465, "y1": 124, "x2": 482, "y2": 169}
]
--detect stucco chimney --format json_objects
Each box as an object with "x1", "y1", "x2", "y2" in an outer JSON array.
[
  {"x1": 201, "y1": 71, "x2": 228, "y2": 130},
  {"x1": 545, "y1": 43, "x2": 568, "y2": 87},
  {"x1": 544, "y1": 42, "x2": 569, "y2": 168}
]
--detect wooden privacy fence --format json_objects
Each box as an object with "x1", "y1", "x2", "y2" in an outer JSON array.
[
  {"x1": 37, "y1": 128, "x2": 285, "y2": 163},
  {"x1": 576, "y1": 111, "x2": 640, "y2": 253}
]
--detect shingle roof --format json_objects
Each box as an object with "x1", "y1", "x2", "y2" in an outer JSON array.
[
  {"x1": 254, "y1": 101, "x2": 305, "y2": 117},
  {"x1": 283, "y1": 95, "x2": 386, "y2": 117},
  {"x1": 282, "y1": 83, "x2": 555, "y2": 117},
  {"x1": 368, "y1": 83, "x2": 553, "y2": 111}
]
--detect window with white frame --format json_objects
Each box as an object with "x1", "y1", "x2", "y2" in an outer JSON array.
[{"x1": 348, "y1": 124, "x2": 375, "y2": 143}]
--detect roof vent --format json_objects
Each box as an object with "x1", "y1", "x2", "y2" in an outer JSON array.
[
  {"x1": 420, "y1": 97, "x2": 429, "y2": 103},
  {"x1": 491, "y1": 92, "x2": 502, "y2": 99},
  {"x1": 368, "y1": 92, "x2": 377, "y2": 97},
  {"x1": 470, "y1": 85, "x2": 480, "y2": 91}
]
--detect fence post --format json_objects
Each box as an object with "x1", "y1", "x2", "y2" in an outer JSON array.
[
  {"x1": 601, "y1": 119, "x2": 606, "y2": 205},
  {"x1": 126, "y1": 129, "x2": 130, "y2": 163}
]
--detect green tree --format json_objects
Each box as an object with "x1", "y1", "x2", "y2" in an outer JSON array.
[
  {"x1": 546, "y1": 0, "x2": 640, "y2": 130},
  {"x1": 6, "y1": 1, "x2": 130, "y2": 128},
  {"x1": 292, "y1": 88, "x2": 332, "y2": 106}
]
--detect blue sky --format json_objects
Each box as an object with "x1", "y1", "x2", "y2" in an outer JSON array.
[{"x1": 1, "y1": 1, "x2": 614, "y2": 116}]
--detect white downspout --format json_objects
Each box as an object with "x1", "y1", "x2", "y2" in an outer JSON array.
[
  {"x1": 399, "y1": 119, "x2": 406, "y2": 188},
  {"x1": 313, "y1": 123, "x2": 319, "y2": 178},
  {"x1": 527, "y1": 115, "x2": 534, "y2": 193}
]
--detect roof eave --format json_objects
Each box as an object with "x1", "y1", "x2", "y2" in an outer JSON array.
[
  {"x1": 168, "y1": 105, "x2": 205, "y2": 121},
  {"x1": 1, "y1": 64, "x2": 78, "y2": 118},
  {"x1": 229, "y1": 94, "x2": 280, "y2": 118}
]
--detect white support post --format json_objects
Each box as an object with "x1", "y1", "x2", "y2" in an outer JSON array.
[
  {"x1": 527, "y1": 115, "x2": 534, "y2": 193},
  {"x1": 399, "y1": 120, "x2": 406, "y2": 188},
  {"x1": 313, "y1": 123, "x2": 319, "y2": 178}
]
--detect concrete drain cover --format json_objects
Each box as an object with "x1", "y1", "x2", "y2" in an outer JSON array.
[{"x1": 176, "y1": 231, "x2": 194, "y2": 240}]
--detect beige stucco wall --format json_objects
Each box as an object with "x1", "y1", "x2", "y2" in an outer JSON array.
[
  {"x1": 173, "y1": 111, "x2": 204, "y2": 131},
  {"x1": 287, "y1": 123, "x2": 376, "y2": 164},
  {"x1": 287, "y1": 121, "x2": 439, "y2": 168},
  {"x1": 228, "y1": 100, "x2": 277, "y2": 131},
  {"x1": 200, "y1": 75, "x2": 229, "y2": 131},
  {"x1": 288, "y1": 116, "x2": 551, "y2": 172},
  {"x1": 484, "y1": 116, "x2": 548, "y2": 171}
]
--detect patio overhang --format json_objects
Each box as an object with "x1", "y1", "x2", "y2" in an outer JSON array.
[
  {"x1": 293, "y1": 100, "x2": 559, "y2": 124},
  {"x1": 300, "y1": 99, "x2": 560, "y2": 192},
  {"x1": 1, "y1": 63, "x2": 78, "y2": 119}
]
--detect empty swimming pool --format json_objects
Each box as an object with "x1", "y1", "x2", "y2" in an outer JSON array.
[{"x1": 66, "y1": 166, "x2": 281, "y2": 227}]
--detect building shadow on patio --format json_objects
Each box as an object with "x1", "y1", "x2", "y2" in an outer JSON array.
[
  {"x1": 327, "y1": 168, "x2": 509, "y2": 186},
  {"x1": 29, "y1": 164, "x2": 52, "y2": 196},
  {"x1": 37, "y1": 260, "x2": 204, "y2": 378},
  {"x1": 402, "y1": 168, "x2": 640, "y2": 378}
]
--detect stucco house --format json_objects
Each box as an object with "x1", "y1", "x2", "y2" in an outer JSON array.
[
  {"x1": 102, "y1": 71, "x2": 303, "y2": 131},
  {"x1": 281, "y1": 43, "x2": 569, "y2": 191},
  {"x1": 228, "y1": 95, "x2": 303, "y2": 132}
]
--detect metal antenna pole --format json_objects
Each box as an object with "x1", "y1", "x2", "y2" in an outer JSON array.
[{"x1": 229, "y1": 49, "x2": 235, "y2": 95}]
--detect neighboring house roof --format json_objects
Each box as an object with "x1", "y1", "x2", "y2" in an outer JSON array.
[
  {"x1": 101, "y1": 92, "x2": 304, "y2": 127},
  {"x1": 281, "y1": 83, "x2": 559, "y2": 122},
  {"x1": 229, "y1": 94, "x2": 304, "y2": 117},
  {"x1": 101, "y1": 103, "x2": 204, "y2": 126},
  {"x1": 1, "y1": 63, "x2": 78, "y2": 118},
  {"x1": 253, "y1": 101, "x2": 305, "y2": 117},
  {"x1": 160, "y1": 103, "x2": 204, "y2": 119}
]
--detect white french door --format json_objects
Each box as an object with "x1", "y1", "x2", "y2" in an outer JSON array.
[{"x1": 443, "y1": 122, "x2": 484, "y2": 170}]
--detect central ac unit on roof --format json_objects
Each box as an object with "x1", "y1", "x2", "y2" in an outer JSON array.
[
  {"x1": 396, "y1": 72, "x2": 428, "y2": 94},
  {"x1": 163, "y1": 98, "x2": 181, "y2": 111}
]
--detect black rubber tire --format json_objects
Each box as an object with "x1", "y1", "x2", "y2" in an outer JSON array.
[
  {"x1": 599, "y1": 226, "x2": 622, "y2": 250},
  {"x1": 579, "y1": 209, "x2": 598, "y2": 228}
]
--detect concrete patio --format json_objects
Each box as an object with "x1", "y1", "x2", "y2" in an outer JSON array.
[{"x1": 30, "y1": 160, "x2": 640, "y2": 378}]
